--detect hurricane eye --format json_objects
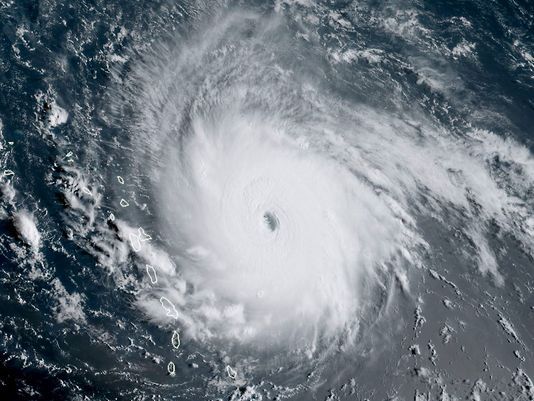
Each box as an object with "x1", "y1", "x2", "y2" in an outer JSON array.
[{"x1": 263, "y1": 211, "x2": 279, "y2": 232}]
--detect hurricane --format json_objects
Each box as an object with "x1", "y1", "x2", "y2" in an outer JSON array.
[
  {"x1": 1, "y1": 1, "x2": 534, "y2": 400},
  {"x1": 113, "y1": 7, "x2": 533, "y2": 346}
]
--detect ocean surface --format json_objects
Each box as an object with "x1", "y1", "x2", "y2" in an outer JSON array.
[{"x1": 1, "y1": 1, "x2": 533, "y2": 400}]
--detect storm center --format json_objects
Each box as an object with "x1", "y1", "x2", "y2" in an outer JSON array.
[{"x1": 263, "y1": 211, "x2": 279, "y2": 232}]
